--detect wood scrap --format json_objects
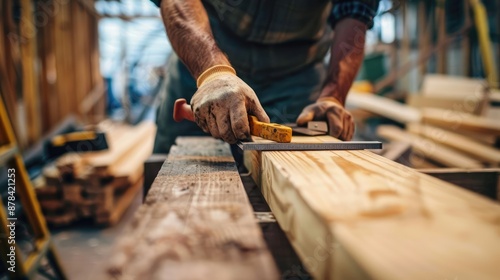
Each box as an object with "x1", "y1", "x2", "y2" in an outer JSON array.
[
  {"x1": 244, "y1": 135, "x2": 500, "y2": 280},
  {"x1": 377, "y1": 125, "x2": 483, "y2": 168}
]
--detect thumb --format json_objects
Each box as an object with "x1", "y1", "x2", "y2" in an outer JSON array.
[
  {"x1": 296, "y1": 108, "x2": 315, "y2": 126},
  {"x1": 249, "y1": 104, "x2": 270, "y2": 123}
]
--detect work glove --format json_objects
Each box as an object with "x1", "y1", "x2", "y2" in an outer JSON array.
[
  {"x1": 296, "y1": 97, "x2": 354, "y2": 140},
  {"x1": 191, "y1": 65, "x2": 270, "y2": 144}
]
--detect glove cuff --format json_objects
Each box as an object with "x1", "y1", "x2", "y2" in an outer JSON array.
[
  {"x1": 317, "y1": 96, "x2": 343, "y2": 107},
  {"x1": 196, "y1": 65, "x2": 236, "y2": 88}
]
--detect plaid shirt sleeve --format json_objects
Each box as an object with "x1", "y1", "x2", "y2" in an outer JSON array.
[
  {"x1": 150, "y1": 0, "x2": 161, "y2": 7},
  {"x1": 330, "y1": 0, "x2": 380, "y2": 29}
]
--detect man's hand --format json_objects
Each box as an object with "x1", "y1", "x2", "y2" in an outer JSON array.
[
  {"x1": 191, "y1": 73, "x2": 270, "y2": 144},
  {"x1": 296, "y1": 97, "x2": 354, "y2": 140}
]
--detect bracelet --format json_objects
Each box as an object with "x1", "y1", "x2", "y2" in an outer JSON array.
[{"x1": 196, "y1": 65, "x2": 236, "y2": 88}]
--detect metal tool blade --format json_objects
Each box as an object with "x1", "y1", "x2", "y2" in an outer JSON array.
[{"x1": 237, "y1": 141, "x2": 382, "y2": 151}]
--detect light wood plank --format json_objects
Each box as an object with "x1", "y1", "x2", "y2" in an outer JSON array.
[
  {"x1": 407, "y1": 123, "x2": 500, "y2": 165},
  {"x1": 346, "y1": 91, "x2": 421, "y2": 123},
  {"x1": 422, "y1": 108, "x2": 500, "y2": 136},
  {"x1": 245, "y1": 136, "x2": 500, "y2": 280},
  {"x1": 83, "y1": 121, "x2": 156, "y2": 171},
  {"x1": 406, "y1": 94, "x2": 480, "y2": 114},
  {"x1": 107, "y1": 137, "x2": 278, "y2": 279},
  {"x1": 377, "y1": 125, "x2": 483, "y2": 168},
  {"x1": 20, "y1": 0, "x2": 41, "y2": 144}
]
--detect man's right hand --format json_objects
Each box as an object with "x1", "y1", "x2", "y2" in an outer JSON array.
[{"x1": 190, "y1": 72, "x2": 270, "y2": 144}]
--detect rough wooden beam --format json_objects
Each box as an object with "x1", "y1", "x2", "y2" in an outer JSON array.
[
  {"x1": 245, "y1": 136, "x2": 500, "y2": 280},
  {"x1": 107, "y1": 137, "x2": 278, "y2": 279}
]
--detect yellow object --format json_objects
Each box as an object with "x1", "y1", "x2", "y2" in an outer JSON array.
[
  {"x1": 249, "y1": 115, "x2": 292, "y2": 143},
  {"x1": 196, "y1": 64, "x2": 237, "y2": 87},
  {"x1": 351, "y1": 80, "x2": 375, "y2": 93},
  {"x1": 0, "y1": 96, "x2": 67, "y2": 279},
  {"x1": 51, "y1": 131, "x2": 97, "y2": 146},
  {"x1": 470, "y1": 0, "x2": 498, "y2": 88}
]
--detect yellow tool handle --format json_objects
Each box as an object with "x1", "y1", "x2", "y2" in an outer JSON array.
[
  {"x1": 51, "y1": 131, "x2": 97, "y2": 147},
  {"x1": 173, "y1": 98, "x2": 292, "y2": 143},
  {"x1": 249, "y1": 116, "x2": 292, "y2": 143}
]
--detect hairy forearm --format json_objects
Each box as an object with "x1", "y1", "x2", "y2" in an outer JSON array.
[
  {"x1": 320, "y1": 18, "x2": 367, "y2": 105},
  {"x1": 160, "y1": 0, "x2": 230, "y2": 78}
]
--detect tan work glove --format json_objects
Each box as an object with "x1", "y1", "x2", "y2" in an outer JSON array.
[
  {"x1": 296, "y1": 97, "x2": 354, "y2": 140},
  {"x1": 191, "y1": 65, "x2": 270, "y2": 144}
]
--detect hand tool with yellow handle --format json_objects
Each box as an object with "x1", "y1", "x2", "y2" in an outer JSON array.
[
  {"x1": 45, "y1": 130, "x2": 109, "y2": 159},
  {"x1": 173, "y1": 98, "x2": 292, "y2": 143}
]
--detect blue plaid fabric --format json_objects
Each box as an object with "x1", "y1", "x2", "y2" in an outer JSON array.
[
  {"x1": 330, "y1": 1, "x2": 379, "y2": 28},
  {"x1": 151, "y1": 1, "x2": 379, "y2": 29},
  {"x1": 151, "y1": 0, "x2": 379, "y2": 81}
]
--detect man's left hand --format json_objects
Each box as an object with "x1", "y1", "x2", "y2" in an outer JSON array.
[{"x1": 296, "y1": 97, "x2": 354, "y2": 140}]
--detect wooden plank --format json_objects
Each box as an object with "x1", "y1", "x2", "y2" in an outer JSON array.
[
  {"x1": 417, "y1": 1, "x2": 429, "y2": 78},
  {"x1": 110, "y1": 125, "x2": 156, "y2": 189},
  {"x1": 377, "y1": 125, "x2": 483, "y2": 168},
  {"x1": 347, "y1": 92, "x2": 500, "y2": 137},
  {"x1": 0, "y1": 1, "x2": 21, "y2": 142},
  {"x1": 422, "y1": 108, "x2": 500, "y2": 136},
  {"x1": 407, "y1": 123, "x2": 500, "y2": 165},
  {"x1": 435, "y1": 1, "x2": 447, "y2": 74},
  {"x1": 462, "y1": 0, "x2": 471, "y2": 76},
  {"x1": 421, "y1": 74, "x2": 487, "y2": 100},
  {"x1": 72, "y1": 1, "x2": 91, "y2": 117},
  {"x1": 406, "y1": 94, "x2": 480, "y2": 114},
  {"x1": 53, "y1": 0, "x2": 75, "y2": 119},
  {"x1": 107, "y1": 137, "x2": 278, "y2": 279},
  {"x1": 95, "y1": 179, "x2": 142, "y2": 226},
  {"x1": 83, "y1": 121, "x2": 156, "y2": 172},
  {"x1": 244, "y1": 135, "x2": 500, "y2": 280},
  {"x1": 20, "y1": 0, "x2": 41, "y2": 144}
]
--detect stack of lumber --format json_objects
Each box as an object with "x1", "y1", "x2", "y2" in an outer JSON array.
[
  {"x1": 346, "y1": 74, "x2": 500, "y2": 168},
  {"x1": 34, "y1": 121, "x2": 156, "y2": 226}
]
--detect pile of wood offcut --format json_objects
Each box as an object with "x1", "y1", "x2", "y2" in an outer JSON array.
[
  {"x1": 33, "y1": 121, "x2": 156, "y2": 226},
  {"x1": 347, "y1": 74, "x2": 500, "y2": 168}
]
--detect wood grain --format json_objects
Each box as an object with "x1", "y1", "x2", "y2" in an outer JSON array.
[
  {"x1": 245, "y1": 136, "x2": 500, "y2": 280},
  {"x1": 107, "y1": 137, "x2": 278, "y2": 279}
]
